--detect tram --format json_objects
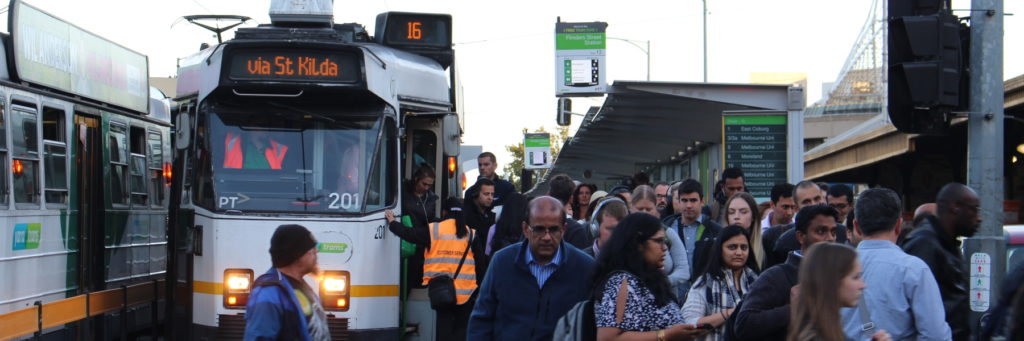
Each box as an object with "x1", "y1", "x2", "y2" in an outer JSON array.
[
  {"x1": 168, "y1": 1, "x2": 463, "y2": 340},
  {"x1": 0, "y1": 0, "x2": 171, "y2": 338}
]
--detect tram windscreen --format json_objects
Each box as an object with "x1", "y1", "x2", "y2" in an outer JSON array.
[{"x1": 201, "y1": 102, "x2": 393, "y2": 213}]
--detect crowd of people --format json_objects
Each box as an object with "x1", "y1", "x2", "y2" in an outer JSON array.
[{"x1": 242, "y1": 151, "x2": 1024, "y2": 341}]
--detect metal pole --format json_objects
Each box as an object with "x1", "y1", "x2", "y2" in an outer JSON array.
[
  {"x1": 964, "y1": 0, "x2": 1005, "y2": 334},
  {"x1": 703, "y1": 0, "x2": 708, "y2": 82},
  {"x1": 646, "y1": 40, "x2": 651, "y2": 81}
]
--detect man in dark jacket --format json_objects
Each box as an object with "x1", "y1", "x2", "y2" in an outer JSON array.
[
  {"x1": 667, "y1": 179, "x2": 722, "y2": 281},
  {"x1": 467, "y1": 196, "x2": 595, "y2": 341},
  {"x1": 547, "y1": 173, "x2": 593, "y2": 250},
  {"x1": 245, "y1": 225, "x2": 330, "y2": 341},
  {"x1": 464, "y1": 178, "x2": 496, "y2": 284},
  {"x1": 734, "y1": 204, "x2": 839, "y2": 341},
  {"x1": 763, "y1": 180, "x2": 848, "y2": 269},
  {"x1": 903, "y1": 182, "x2": 981, "y2": 341},
  {"x1": 477, "y1": 152, "x2": 517, "y2": 206}
]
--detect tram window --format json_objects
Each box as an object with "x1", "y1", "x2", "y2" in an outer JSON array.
[
  {"x1": 42, "y1": 107, "x2": 64, "y2": 142},
  {"x1": 0, "y1": 102, "x2": 6, "y2": 151},
  {"x1": 12, "y1": 110, "x2": 38, "y2": 159},
  {"x1": 0, "y1": 102, "x2": 7, "y2": 207},
  {"x1": 366, "y1": 120, "x2": 397, "y2": 210},
  {"x1": 129, "y1": 126, "x2": 148, "y2": 206},
  {"x1": 148, "y1": 131, "x2": 164, "y2": 207},
  {"x1": 12, "y1": 109, "x2": 39, "y2": 206},
  {"x1": 42, "y1": 107, "x2": 67, "y2": 206},
  {"x1": 108, "y1": 124, "x2": 129, "y2": 206},
  {"x1": 204, "y1": 102, "x2": 392, "y2": 214},
  {"x1": 411, "y1": 130, "x2": 438, "y2": 171},
  {"x1": 43, "y1": 144, "x2": 67, "y2": 206}
]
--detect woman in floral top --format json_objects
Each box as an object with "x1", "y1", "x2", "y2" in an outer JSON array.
[
  {"x1": 681, "y1": 225, "x2": 760, "y2": 341},
  {"x1": 593, "y1": 213, "x2": 706, "y2": 341}
]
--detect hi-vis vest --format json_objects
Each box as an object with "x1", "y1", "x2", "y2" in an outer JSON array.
[
  {"x1": 223, "y1": 132, "x2": 289, "y2": 169},
  {"x1": 422, "y1": 219, "x2": 477, "y2": 304}
]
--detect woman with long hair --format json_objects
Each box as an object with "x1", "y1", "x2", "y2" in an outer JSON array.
[
  {"x1": 572, "y1": 183, "x2": 598, "y2": 222},
  {"x1": 724, "y1": 193, "x2": 766, "y2": 270},
  {"x1": 681, "y1": 225, "x2": 759, "y2": 340},
  {"x1": 593, "y1": 213, "x2": 705, "y2": 341},
  {"x1": 631, "y1": 185, "x2": 691, "y2": 300},
  {"x1": 788, "y1": 243, "x2": 890, "y2": 341},
  {"x1": 487, "y1": 192, "x2": 528, "y2": 255}
]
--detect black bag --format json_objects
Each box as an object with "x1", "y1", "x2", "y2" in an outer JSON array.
[{"x1": 427, "y1": 231, "x2": 473, "y2": 310}]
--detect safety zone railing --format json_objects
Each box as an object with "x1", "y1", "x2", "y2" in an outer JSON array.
[{"x1": 0, "y1": 280, "x2": 166, "y2": 340}]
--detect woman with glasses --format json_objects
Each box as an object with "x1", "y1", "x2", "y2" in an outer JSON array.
[
  {"x1": 723, "y1": 193, "x2": 766, "y2": 270},
  {"x1": 681, "y1": 225, "x2": 759, "y2": 341},
  {"x1": 631, "y1": 185, "x2": 691, "y2": 302},
  {"x1": 593, "y1": 213, "x2": 706, "y2": 341}
]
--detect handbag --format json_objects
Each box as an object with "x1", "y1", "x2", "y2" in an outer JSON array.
[{"x1": 427, "y1": 230, "x2": 473, "y2": 310}]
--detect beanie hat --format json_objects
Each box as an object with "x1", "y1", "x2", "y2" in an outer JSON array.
[{"x1": 270, "y1": 224, "x2": 318, "y2": 268}]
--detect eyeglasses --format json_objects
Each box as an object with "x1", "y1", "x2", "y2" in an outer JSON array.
[
  {"x1": 648, "y1": 237, "x2": 667, "y2": 246},
  {"x1": 530, "y1": 225, "x2": 563, "y2": 235}
]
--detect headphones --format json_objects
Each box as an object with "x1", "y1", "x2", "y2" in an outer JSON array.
[{"x1": 589, "y1": 197, "x2": 626, "y2": 238}]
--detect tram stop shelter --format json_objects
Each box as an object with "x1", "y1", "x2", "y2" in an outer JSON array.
[{"x1": 529, "y1": 81, "x2": 803, "y2": 196}]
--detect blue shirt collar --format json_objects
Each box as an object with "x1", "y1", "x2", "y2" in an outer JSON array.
[
  {"x1": 856, "y1": 239, "x2": 899, "y2": 250},
  {"x1": 525, "y1": 243, "x2": 563, "y2": 267}
]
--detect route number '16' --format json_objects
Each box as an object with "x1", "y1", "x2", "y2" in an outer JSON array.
[
  {"x1": 328, "y1": 193, "x2": 361, "y2": 210},
  {"x1": 407, "y1": 21, "x2": 422, "y2": 40}
]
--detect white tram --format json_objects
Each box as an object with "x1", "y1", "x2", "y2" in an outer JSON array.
[{"x1": 168, "y1": 1, "x2": 462, "y2": 340}]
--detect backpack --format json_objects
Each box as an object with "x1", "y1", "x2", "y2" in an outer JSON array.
[{"x1": 552, "y1": 299, "x2": 596, "y2": 341}]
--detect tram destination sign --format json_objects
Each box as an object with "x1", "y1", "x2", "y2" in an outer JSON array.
[
  {"x1": 723, "y1": 112, "x2": 788, "y2": 202},
  {"x1": 227, "y1": 49, "x2": 362, "y2": 83},
  {"x1": 9, "y1": 0, "x2": 149, "y2": 113}
]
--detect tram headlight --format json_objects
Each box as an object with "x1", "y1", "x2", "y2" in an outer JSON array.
[
  {"x1": 320, "y1": 270, "x2": 350, "y2": 311},
  {"x1": 223, "y1": 269, "x2": 254, "y2": 309}
]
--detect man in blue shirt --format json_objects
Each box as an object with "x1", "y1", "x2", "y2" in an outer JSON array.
[
  {"x1": 468, "y1": 196, "x2": 595, "y2": 341},
  {"x1": 841, "y1": 188, "x2": 951, "y2": 340}
]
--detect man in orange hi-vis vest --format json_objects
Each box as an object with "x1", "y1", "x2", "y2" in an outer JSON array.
[
  {"x1": 223, "y1": 130, "x2": 289, "y2": 169},
  {"x1": 386, "y1": 209, "x2": 476, "y2": 341}
]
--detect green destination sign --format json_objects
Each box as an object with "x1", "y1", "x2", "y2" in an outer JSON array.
[
  {"x1": 724, "y1": 116, "x2": 788, "y2": 125},
  {"x1": 555, "y1": 33, "x2": 607, "y2": 50}
]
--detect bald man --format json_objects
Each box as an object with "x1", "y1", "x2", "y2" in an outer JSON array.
[
  {"x1": 903, "y1": 183, "x2": 981, "y2": 341},
  {"x1": 468, "y1": 196, "x2": 595, "y2": 341}
]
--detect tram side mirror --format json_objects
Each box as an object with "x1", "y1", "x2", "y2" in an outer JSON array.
[
  {"x1": 176, "y1": 111, "x2": 191, "y2": 150},
  {"x1": 443, "y1": 114, "x2": 460, "y2": 157}
]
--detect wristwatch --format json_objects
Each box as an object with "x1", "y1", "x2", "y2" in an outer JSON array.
[{"x1": 657, "y1": 329, "x2": 666, "y2": 341}]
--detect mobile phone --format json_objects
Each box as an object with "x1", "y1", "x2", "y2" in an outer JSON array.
[{"x1": 696, "y1": 323, "x2": 714, "y2": 330}]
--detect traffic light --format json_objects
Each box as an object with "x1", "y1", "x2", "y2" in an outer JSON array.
[
  {"x1": 556, "y1": 98, "x2": 572, "y2": 126},
  {"x1": 887, "y1": 0, "x2": 968, "y2": 134}
]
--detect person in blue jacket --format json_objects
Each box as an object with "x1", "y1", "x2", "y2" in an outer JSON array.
[
  {"x1": 245, "y1": 224, "x2": 330, "y2": 341},
  {"x1": 467, "y1": 196, "x2": 595, "y2": 340}
]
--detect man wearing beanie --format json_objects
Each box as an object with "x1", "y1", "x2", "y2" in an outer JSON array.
[{"x1": 244, "y1": 224, "x2": 330, "y2": 341}]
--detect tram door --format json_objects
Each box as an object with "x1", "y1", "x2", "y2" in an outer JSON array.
[
  {"x1": 74, "y1": 114, "x2": 102, "y2": 291},
  {"x1": 404, "y1": 118, "x2": 443, "y2": 216}
]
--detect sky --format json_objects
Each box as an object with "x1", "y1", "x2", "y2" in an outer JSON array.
[{"x1": 10, "y1": 0, "x2": 1023, "y2": 176}]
